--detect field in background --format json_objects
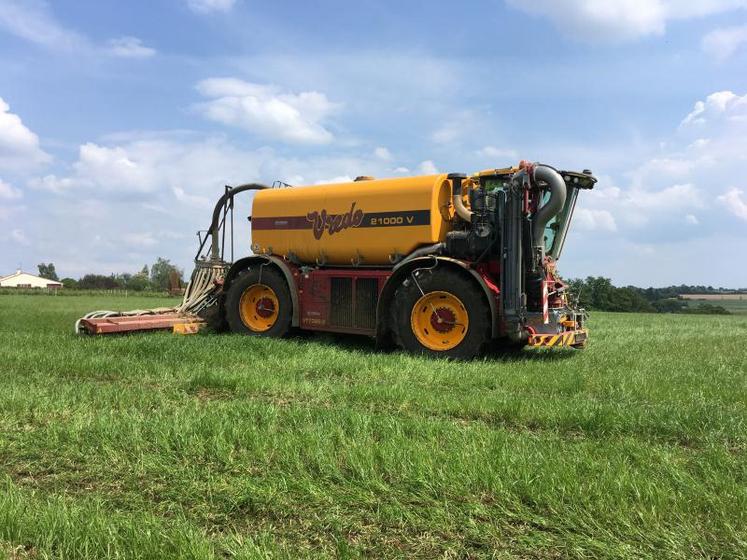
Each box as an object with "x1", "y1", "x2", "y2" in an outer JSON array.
[
  {"x1": 0, "y1": 288, "x2": 174, "y2": 298},
  {"x1": 682, "y1": 297, "x2": 747, "y2": 314},
  {"x1": 0, "y1": 294, "x2": 745, "y2": 559}
]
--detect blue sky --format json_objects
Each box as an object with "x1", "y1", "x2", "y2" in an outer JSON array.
[{"x1": 0, "y1": 0, "x2": 746, "y2": 287}]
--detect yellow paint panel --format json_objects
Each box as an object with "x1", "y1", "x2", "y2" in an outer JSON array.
[
  {"x1": 173, "y1": 321, "x2": 204, "y2": 335},
  {"x1": 251, "y1": 175, "x2": 454, "y2": 265}
]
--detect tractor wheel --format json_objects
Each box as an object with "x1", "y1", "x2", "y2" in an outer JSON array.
[
  {"x1": 225, "y1": 267, "x2": 292, "y2": 337},
  {"x1": 393, "y1": 268, "x2": 490, "y2": 359}
]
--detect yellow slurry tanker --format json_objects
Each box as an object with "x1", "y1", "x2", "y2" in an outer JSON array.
[{"x1": 78, "y1": 161, "x2": 596, "y2": 359}]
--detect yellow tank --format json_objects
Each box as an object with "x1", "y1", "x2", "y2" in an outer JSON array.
[{"x1": 251, "y1": 174, "x2": 454, "y2": 265}]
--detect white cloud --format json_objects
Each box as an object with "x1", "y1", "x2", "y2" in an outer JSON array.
[
  {"x1": 717, "y1": 188, "x2": 747, "y2": 220},
  {"x1": 314, "y1": 175, "x2": 353, "y2": 185},
  {"x1": 12, "y1": 129, "x2": 421, "y2": 276},
  {"x1": 373, "y1": 146, "x2": 392, "y2": 160},
  {"x1": 28, "y1": 174, "x2": 75, "y2": 194},
  {"x1": 186, "y1": 0, "x2": 236, "y2": 13},
  {"x1": 30, "y1": 137, "x2": 267, "y2": 196},
  {"x1": 75, "y1": 143, "x2": 160, "y2": 192},
  {"x1": 579, "y1": 179, "x2": 704, "y2": 232},
  {"x1": 477, "y1": 146, "x2": 518, "y2": 161},
  {"x1": 172, "y1": 186, "x2": 210, "y2": 208},
  {"x1": 667, "y1": 91, "x2": 747, "y2": 180},
  {"x1": 0, "y1": 0, "x2": 86, "y2": 51},
  {"x1": 507, "y1": 0, "x2": 665, "y2": 41},
  {"x1": 0, "y1": 178, "x2": 22, "y2": 200},
  {"x1": 417, "y1": 160, "x2": 438, "y2": 174},
  {"x1": 634, "y1": 183, "x2": 703, "y2": 211},
  {"x1": 680, "y1": 90, "x2": 747, "y2": 127},
  {"x1": 576, "y1": 89, "x2": 747, "y2": 252},
  {"x1": 431, "y1": 123, "x2": 460, "y2": 144},
  {"x1": 196, "y1": 78, "x2": 336, "y2": 144},
  {"x1": 0, "y1": 1, "x2": 159, "y2": 59},
  {"x1": 0, "y1": 97, "x2": 50, "y2": 171},
  {"x1": 431, "y1": 110, "x2": 485, "y2": 145},
  {"x1": 106, "y1": 36, "x2": 156, "y2": 59},
  {"x1": 574, "y1": 208, "x2": 618, "y2": 232},
  {"x1": 506, "y1": 0, "x2": 747, "y2": 42},
  {"x1": 393, "y1": 166, "x2": 410, "y2": 174},
  {"x1": 123, "y1": 232, "x2": 158, "y2": 248},
  {"x1": 702, "y1": 25, "x2": 747, "y2": 61}
]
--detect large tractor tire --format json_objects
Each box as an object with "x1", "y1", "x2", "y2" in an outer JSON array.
[
  {"x1": 225, "y1": 267, "x2": 292, "y2": 337},
  {"x1": 393, "y1": 268, "x2": 491, "y2": 359}
]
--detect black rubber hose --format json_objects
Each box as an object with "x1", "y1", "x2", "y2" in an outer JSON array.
[
  {"x1": 209, "y1": 183, "x2": 270, "y2": 260},
  {"x1": 392, "y1": 242, "x2": 445, "y2": 270}
]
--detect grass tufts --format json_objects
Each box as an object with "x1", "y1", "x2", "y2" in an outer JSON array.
[{"x1": 0, "y1": 294, "x2": 745, "y2": 558}]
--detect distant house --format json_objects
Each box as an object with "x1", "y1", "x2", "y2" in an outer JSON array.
[{"x1": 0, "y1": 270, "x2": 63, "y2": 289}]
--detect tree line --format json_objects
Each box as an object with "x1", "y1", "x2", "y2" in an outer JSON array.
[
  {"x1": 38, "y1": 258, "x2": 184, "y2": 292},
  {"x1": 35, "y1": 261, "x2": 739, "y2": 313},
  {"x1": 565, "y1": 277, "x2": 738, "y2": 315}
]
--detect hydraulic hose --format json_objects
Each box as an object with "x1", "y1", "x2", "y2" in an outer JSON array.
[
  {"x1": 76, "y1": 182, "x2": 270, "y2": 334},
  {"x1": 74, "y1": 261, "x2": 226, "y2": 334},
  {"x1": 392, "y1": 242, "x2": 445, "y2": 271}
]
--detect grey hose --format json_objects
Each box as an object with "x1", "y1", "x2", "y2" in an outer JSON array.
[
  {"x1": 74, "y1": 262, "x2": 226, "y2": 334},
  {"x1": 532, "y1": 165, "x2": 567, "y2": 248},
  {"x1": 75, "y1": 182, "x2": 270, "y2": 334}
]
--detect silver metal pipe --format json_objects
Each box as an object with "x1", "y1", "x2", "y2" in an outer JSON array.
[
  {"x1": 447, "y1": 173, "x2": 473, "y2": 222},
  {"x1": 453, "y1": 190, "x2": 473, "y2": 222},
  {"x1": 531, "y1": 165, "x2": 567, "y2": 248}
]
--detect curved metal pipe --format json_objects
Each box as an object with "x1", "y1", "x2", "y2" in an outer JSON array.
[
  {"x1": 209, "y1": 183, "x2": 270, "y2": 260},
  {"x1": 447, "y1": 173, "x2": 473, "y2": 223},
  {"x1": 531, "y1": 165, "x2": 567, "y2": 248},
  {"x1": 453, "y1": 190, "x2": 473, "y2": 222}
]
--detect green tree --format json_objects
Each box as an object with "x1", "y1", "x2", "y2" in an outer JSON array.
[
  {"x1": 608, "y1": 287, "x2": 655, "y2": 312},
  {"x1": 150, "y1": 258, "x2": 182, "y2": 291},
  {"x1": 60, "y1": 277, "x2": 78, "y2": 289},
  {"x1": 684, "y1": 303, "x2": 730, "y2": 315},
  {"x1": 78, "y1": 274, "x2": 121, "y2": 290},
  {"x1": 37, "y1": 262, "x2": 59, "y2": 281},
  {"x1": 127, "y1": 274, "x2": 150, "y2": 292},
  {"x1": 584, "y1": 276, "x2": 615, "y2": 310}
]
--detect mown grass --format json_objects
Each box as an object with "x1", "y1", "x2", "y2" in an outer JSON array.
[{"x1": 0, "y1": 294, "x2": 745, "y2": 559}]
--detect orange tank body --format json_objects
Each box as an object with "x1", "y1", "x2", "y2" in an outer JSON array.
[{"x1": 250, "y1": 175, "x2": 454, "y2": 265}]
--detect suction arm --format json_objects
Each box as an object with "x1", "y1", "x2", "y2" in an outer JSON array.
[{"x1": 208, "y1": 183, "x2": 270, "y2": 260}]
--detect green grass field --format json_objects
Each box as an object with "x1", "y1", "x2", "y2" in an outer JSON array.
[{"x1": 0, "y1": 294, "x2": 745, "y2": 559}]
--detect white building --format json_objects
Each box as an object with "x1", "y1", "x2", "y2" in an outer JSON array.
[{"x1": 0, "y1": 270, "x2": 63, "y2": 289}]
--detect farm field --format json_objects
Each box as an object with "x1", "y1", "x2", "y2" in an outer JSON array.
[
  {"x1": 682, "y1": 298, "x2": 747, "y2": 314},
  {"x1": 0, "y1": 294, "x2": 745, "y2": 559}
]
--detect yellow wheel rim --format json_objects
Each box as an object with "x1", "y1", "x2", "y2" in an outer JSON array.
[
  {"x1": 239, "y1": 284, "x2": 279, "y2": 332},
  {"x1": 410, "y1": 291, "x2": 469, "y2": 351}
]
